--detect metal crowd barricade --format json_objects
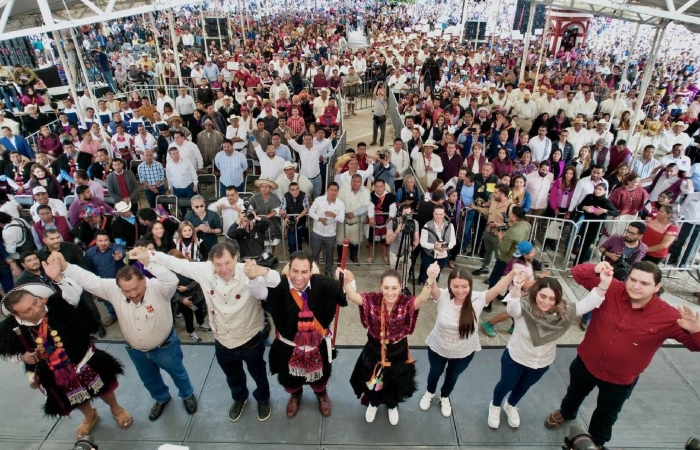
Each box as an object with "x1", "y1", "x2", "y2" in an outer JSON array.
[
  {"x1": 341, "y1": 74, "x2": 373, "y2": 111},
  {"x1": 664, "y1": 221, "x2": 700, "y2": 272},
  {"x1": 325, "y1": 130, "x2": 347, "y2": 190},
  {"x1": 25, "y1": 118, "x2": 61, "y2": 151}
]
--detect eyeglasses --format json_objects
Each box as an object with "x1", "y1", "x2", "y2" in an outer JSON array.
[{"x1": 193, "y1": 205, "x2": 205, "y2": 209}]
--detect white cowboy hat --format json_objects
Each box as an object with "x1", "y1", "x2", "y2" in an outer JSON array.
[
  {"x1": 114, "y1": 201, "x2": 132, "y2": 214},
  {"x1": 422, "y1": 139, "x2": 439, "y2": 149},
  {"x1": 672, "y1": 121, "x2": 689, "y2": 131}
]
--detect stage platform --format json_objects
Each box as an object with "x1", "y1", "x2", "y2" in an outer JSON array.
[{"x1": 1, "y1": 344, "x2": 698, "y2": 450}]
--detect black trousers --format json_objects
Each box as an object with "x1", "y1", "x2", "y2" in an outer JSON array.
[{"x1": 560, "y1": 356, "x2": 638, "y2": 446}]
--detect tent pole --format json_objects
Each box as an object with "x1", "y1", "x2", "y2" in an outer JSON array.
[
  {"x1": 608, "y1": 22, "x2": 640, "y2": 136},
  {"x1": 533, "y1": 7, "x2": 552, "y2": 92},
  {"x1": 626, "y1": 20, "x2": 667, "y2": 151},
  {"x1": 168, "y1": 9, "x2": 185, "y2": 88},
  {"x1": 69, "y1": 28, "x2": 108, "y2": 142},
  {"x1": 519, "y1": 1, "x2": 535, "y2": 83},
  {"x1": 52, "y1": 30, "x2": 84, "y2": 124},
  {"x1": 200, "y1": 1, "x2": 209, "y2": 59}
]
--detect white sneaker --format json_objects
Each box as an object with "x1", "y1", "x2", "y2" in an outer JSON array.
[
  {"x1": 419, "y1": 391, "x2": 434, "y2": 411},
  {"x1": 365, "y1": 405, "x2": 378, "y2": 423},
  {"x1": 503, "y1": 401, "x2": 520, "y2": 428},
  {"x1": 189, "y1": 332, "x2": 202, "y2": 342},
  {"x1": 388, "y1": 406, "x2": 399, "y2": 425},
  {"x1": 488, "y1": 403, "x2": 501, "y2": 429},
  {"x1": 439, "y1": 397, "x2": 452, "y2": 417}
]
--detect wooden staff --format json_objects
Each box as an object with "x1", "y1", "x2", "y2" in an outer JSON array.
[{"x1": 332, "y1": 239, "x2": 349, "y2": 352}]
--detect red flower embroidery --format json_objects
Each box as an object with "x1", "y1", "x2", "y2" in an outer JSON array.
[
  {"x1": 210, "y1": 290, "x2": 214, "y2": 296},
  {"x1": 235, "y1": 294, "x2": 241, "y2": 299}
]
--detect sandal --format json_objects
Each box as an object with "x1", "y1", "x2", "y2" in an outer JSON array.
[
  {"x1": 366, "y1": 257, "x2": 373, "y2": 263},
  {"x1": 112, "y1": 407, "x2": 133, "y2": 429},
  {"x1": 76, "y1": 408, "x2": 100, "y2": 438}
]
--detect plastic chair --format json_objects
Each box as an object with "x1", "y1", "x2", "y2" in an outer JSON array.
[
  {"x1": 198, "y1": 174, "x2": 218, "y2": 201},
  {"x1": 64, "y1": 195, "x2": 76, "y2": 208},
  {"x1": 245, "y1": 174, "x2": 259, "y2": 192}
]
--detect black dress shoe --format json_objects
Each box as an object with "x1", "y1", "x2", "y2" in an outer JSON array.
[
  {"x1": 149, "y1": 397, "x2": 171, "y2": 421},
  {"x1": 350, "y1": 256, "x2": 359, "y2": 264},
  {"x1": 471, "y1": 267, "x2": 489, "y2": 276},
  {"x1": 183, "y1": 394, "x2": 198, "y2": 414}
]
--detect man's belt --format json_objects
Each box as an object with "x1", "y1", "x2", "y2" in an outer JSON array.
[{"x1": 130, "y1": 328, "x2": 174, "y2": 353}]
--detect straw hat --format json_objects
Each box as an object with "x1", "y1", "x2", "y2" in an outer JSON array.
[
  {"x1": 422, "y1": 139, "x2": 439, "y2": 149},
  {"x1": 672, "y1": 121, "x2": 689, "y2": 131},
  {"x1": 573, "y1": 117, "x2": 585, "y2": 125},
  {"x1": 645, "y1": 121, "x2": 665, "y2": 136},
  {"x1": 254, "y1": 178, "x2": 278, "y2": 190},
  {"x1": 282, "y1": 161, "x2": 298, "y2": 170},
  {"x1": 167, "y1": 116, "x2": 183, "y2": 126}
]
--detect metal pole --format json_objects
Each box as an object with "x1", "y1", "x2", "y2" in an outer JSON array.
[
  {"x1": 168, "y1": 9, "x2": 185, "y2": 88},
  {"x1": 475, "y1": 21, "x2": 480, "y2": 50},
  {"x1": 626, "y1": 21, "x2": 667, "y2": 149},
  {"x1": 52, "y1": 31, "x2": 84, "y2": 124},
  {"x1": 69, "y1": 28, "x2": 108, "y2": 142},
  {"x1": 200, "y1": 0, "x2": 209, "y2": 59},
  {"x1": 491, "y1": 0, "x2": 502, "y2": 49},
  {"x1": 532, "y1": 7, "x2": 552, "y2": 92},
  {"x1": 519, "y1": 2, "x2": 535, "y2": 82},
  {"x1": 238, "y1": 0, "x2": 247, "y2": 47},
  {"x1": 608, "y1": 22, "x2": 640, "y2": 134}
]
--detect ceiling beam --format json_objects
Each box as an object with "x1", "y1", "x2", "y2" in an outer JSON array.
[
  {"x1": 678, "y1": 0, "x2": 699, "y2": 13},
  {"x1": 0, "y1": 0, "x2": 16, "y2": 35},
  {"x1": 79, "y1": 0, "x2": 104, "y2": 16}
]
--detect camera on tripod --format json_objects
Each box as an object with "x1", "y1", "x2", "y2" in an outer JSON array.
[
  {"x1": 401, "y1": 213, "x2": 415, "y2": 233},
  {"x1": 242, "y1": 200, "x2": 255, "y2": 221}
]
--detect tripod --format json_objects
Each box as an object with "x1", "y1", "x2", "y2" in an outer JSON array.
[{"x1": 394, "y1": 219, "x2": 417, "y2": 296}]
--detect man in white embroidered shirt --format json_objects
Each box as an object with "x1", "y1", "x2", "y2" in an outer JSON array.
[
  {"x1": 308, "y1": 182, "x2": 345, "y2": 277},
  {"x1": 286, "y1": 131, "x2": 323, "y2": 198},
  {"x1": 56, "y1": 250, "x2": 198, "y2": 422},
  {"x1": 130, "y1": 241, "x2": 280, "y2": 423}
]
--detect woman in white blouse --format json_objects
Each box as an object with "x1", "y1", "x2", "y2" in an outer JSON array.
[
  {"x1": 487, "y1": 266, "x2": 611, "y2": 429},
  {"x1": 420, "y1": 268, "x2": 518, "y2": 417}
]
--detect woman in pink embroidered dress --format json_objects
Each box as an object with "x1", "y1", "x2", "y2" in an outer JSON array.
[{"x1": 340, "y1": 264, "x2": 440, "y2": 426}]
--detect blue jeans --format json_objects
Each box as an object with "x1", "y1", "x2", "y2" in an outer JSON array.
[
  {"x1": 125, "y1": 328, "x2": 195, "y2": 403},
  {"x1": 172, "y1": 183, "x2": 195, "y2": 199},
  {"x1": 309, "y1": 175, "x2": 322, "y2": 199},
  {"x1": 288, "y1": 224, "x2": 308, "y2": 253},
  {"x1": 419, "y1": 249, "x2": 448, "y2": 283},
  {"x1": 0, "y1": 86, "x2": 22, "y2": 111},
  {"x1": 461, "y1": 210, "x2": 476, "y2": 252},
  {"x1": 426, "y1": 348, "x2": 475, "y2": 397},
  {"x1": 560, "y1": 355, "x2": 638, "y2": 447},
  {"x1": 214, "y1": 333, "x2": 270, "y2": 403},
  {"x1": 145, "y1": 185, "x2": 166, "y2": 208},
  {"x1": 101, "y1": 70, "x2": 117, "y2": 93},
  {"x1": 488, "y1": 259, "x2": 508, "y2": 289},
  {"x1": 492, "y1": 349, "x2": 549, "y2": 407}
]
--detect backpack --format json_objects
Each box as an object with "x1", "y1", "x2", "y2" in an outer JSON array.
[{"x1": 5, "y1": 219, "x2": 37, "y2": 254}]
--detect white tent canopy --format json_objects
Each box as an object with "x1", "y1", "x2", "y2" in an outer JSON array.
[{"x1": 0, "y1": 0, "x2": 196, "y2": 40}]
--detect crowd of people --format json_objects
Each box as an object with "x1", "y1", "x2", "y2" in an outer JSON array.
[{"x1": 1, "y1": 1, "x2": 700, "y2": 449}]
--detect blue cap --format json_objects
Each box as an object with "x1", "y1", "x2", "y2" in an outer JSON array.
[{"x1": 513, "y1": 241, "x2": 534, "y2": 257}]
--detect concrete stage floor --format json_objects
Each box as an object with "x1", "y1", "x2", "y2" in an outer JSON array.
[{"x1": 1, "y1": 344, "x2": 698, "y2": 450}]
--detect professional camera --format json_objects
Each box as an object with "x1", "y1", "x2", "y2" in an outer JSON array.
[
  {"x1": 562, "y1": 425, "x2": 596, "y2": 450},
  {"x1": 378, "y1": 150, "x2": 388, "y2": 160},
  {"x1": 401, "y1": 213, "x2": 415, "y2": 233},
  {"x1": 687, "y1": 437, "x2": 700, "y2": 450},
  {"x1": 242, "y1": 200, "x2": 255, "y2": 221},
  {"x1": 496, "y1": 211, "x2": 509, "y2": 232},
  {"x1": 73, "y1": 436, "x2": 97, "y2": 450}
]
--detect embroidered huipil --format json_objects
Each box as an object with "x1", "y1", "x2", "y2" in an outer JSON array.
[{"x1": 359, "y1": 293, "x2": 418, "y2": 343}]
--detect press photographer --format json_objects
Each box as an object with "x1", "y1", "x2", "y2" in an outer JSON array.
[
  {"x1": 372, "y1": 149, "x2": 397, "y2": 192},
  {"x1": 420, "y1": 51, "x2": 440, "y2": 93},
  {"x1": 386, "y1": 204, "x2": 419, "y2": 269},
  {"x1": 226, "y1": 202, "x2": 271, "y2": 261}
]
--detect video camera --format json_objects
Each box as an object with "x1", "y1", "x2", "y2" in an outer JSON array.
[
  {"x1": 400, "y1": 212, "x2": 415, "y2": 233},
  {"x1": 73, "y1": 436, "x2": 97, "y2": 450},
  {"x1": 242, "y1": 200, "x2": 255, "y2": 221}
]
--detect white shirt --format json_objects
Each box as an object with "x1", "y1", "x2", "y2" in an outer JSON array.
[
  {"x1": 63, "y1": 262, "x2": 179, "y2": 351},
  {"x1": 660, "y1": 131, "x2": 692, "y2": 155},
  {"x1": 525, "y1": 171, "x2": 555, "y2": 210},
  {"x1": 568, "y1": 176, "x2": 609, "y2": 211},
  {"x1": 308, "y1": 195, "x2": 345, "y2": 237},
  {"x1": 30, "y1": 199, "x2": 68, "y2": 223},
  {"x1": 505, "y1": 288, "x2": 604, "y2": 369},
  {"x1": 659, "y1": 154, "x2": 692, "y2": 172},
  {"x1": 134, "y1": 133, "x2": 157, "y2": 154},
  {"x1": 156, "y1": 96, "x2": 176, "y2": 114},
  {"x1": 225, "y1": 126, "x2": 248, "y2": 151},
  {"x1": 175, "y1": 95, "x2": 196, "y2": 116},
  {"x1": 209, "y1": 197, "x2": 245, "y2": 234},
  {"x1": 391, "y1": 148, "x2": 410, "y2": 180},
  {"x1": 170, "y1": 140, "x2": 203, "y2": 169},
  {"x1": 165, "y1": 158, "x2": 198, "y2": 189},
  {"x1": 150, "y1": 252, "x2": 281, "y2": 349},
  {"x1": 679, "y1": 192, "x2": 700, "y2": 220},
  {"x1": 566, "y1": 126, "x2": 589, "y2": 154},
  {"x1": 528, "y1": 136, "x2": 552, "y2": 162},
  {"x1": 253, "y1": 143, "x2": 286, "y2": 181},
  {"x1": 649, "y1": 174, "x2": 693, "y2": 201},
  {"x1": 425, "y1": 288, "x2": 486, "y2": 359},
  {"x1": 288, "y1": 141, "x2": 323, "y2": 179},
  {"x1": 630, "y1": 157, "x2": 661, "y2": 182}
]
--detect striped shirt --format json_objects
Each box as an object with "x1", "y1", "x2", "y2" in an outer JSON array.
[
  {"x1": 214, "y1": 150, "x2": 248, "y2": 188},
  {"x1": 137, "y1": 160, "x2": 165, "y2": 186}
]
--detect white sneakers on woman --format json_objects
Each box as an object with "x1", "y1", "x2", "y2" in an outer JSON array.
[
  {"x1": 439, "y1": 397, "x2": 452, "y2": 417},
  {"x1": 419, "y1": 391, "x2": 452, "y2": 417},
  {"x1": 488, "y1": 403, "x2": 501, "y2": 428},
  {"x1": 419, "y1": 391, "x2": 434, "y2": 410},
  {"x1": 365, "y1": 405, "x2": 378, "y2": 423},
  {"x1": 488, "y1": 401, "x2": 520, "y2": 428},
  {"x1": 503, "y1": 401, "x2": 520, "y2": 428},
  {"x1": 388, "y1": 407, "x2": 399, "y2": 425}
]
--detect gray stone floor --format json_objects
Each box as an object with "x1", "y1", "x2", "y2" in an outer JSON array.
[{"x1": 0, "y1": 344, "x2": 698, "y2": 449}]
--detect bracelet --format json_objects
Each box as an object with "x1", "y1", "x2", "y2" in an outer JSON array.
[
  {"x1": 597, "y1": 285, "x2": 609, "y2": 291},
  {"x1": 424, "y1": 282, "x2": 434, "y2": 288}
]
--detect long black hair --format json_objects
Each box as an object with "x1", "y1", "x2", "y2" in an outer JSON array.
[{"x1": 447, "y1": 267, "x2": 476, "y2": 339}]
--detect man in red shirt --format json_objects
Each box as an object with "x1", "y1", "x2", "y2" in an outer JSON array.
[{"x1": 545, "y1": 261, "x2": 700, "y2": 448}]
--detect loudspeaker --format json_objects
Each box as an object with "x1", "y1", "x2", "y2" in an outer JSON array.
[
  {"x1": 463, "y1": 21, "x2": 487, "y2": 42},
  {"x1": 513, "y1": 0, "x2": 547, "y2": 34},
  {"x1": 205, "y1": 17, "x2": 228, "y2": 37},
  {"x1": 34, "y1": 66, "x2": 63, "y2": 88}
]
